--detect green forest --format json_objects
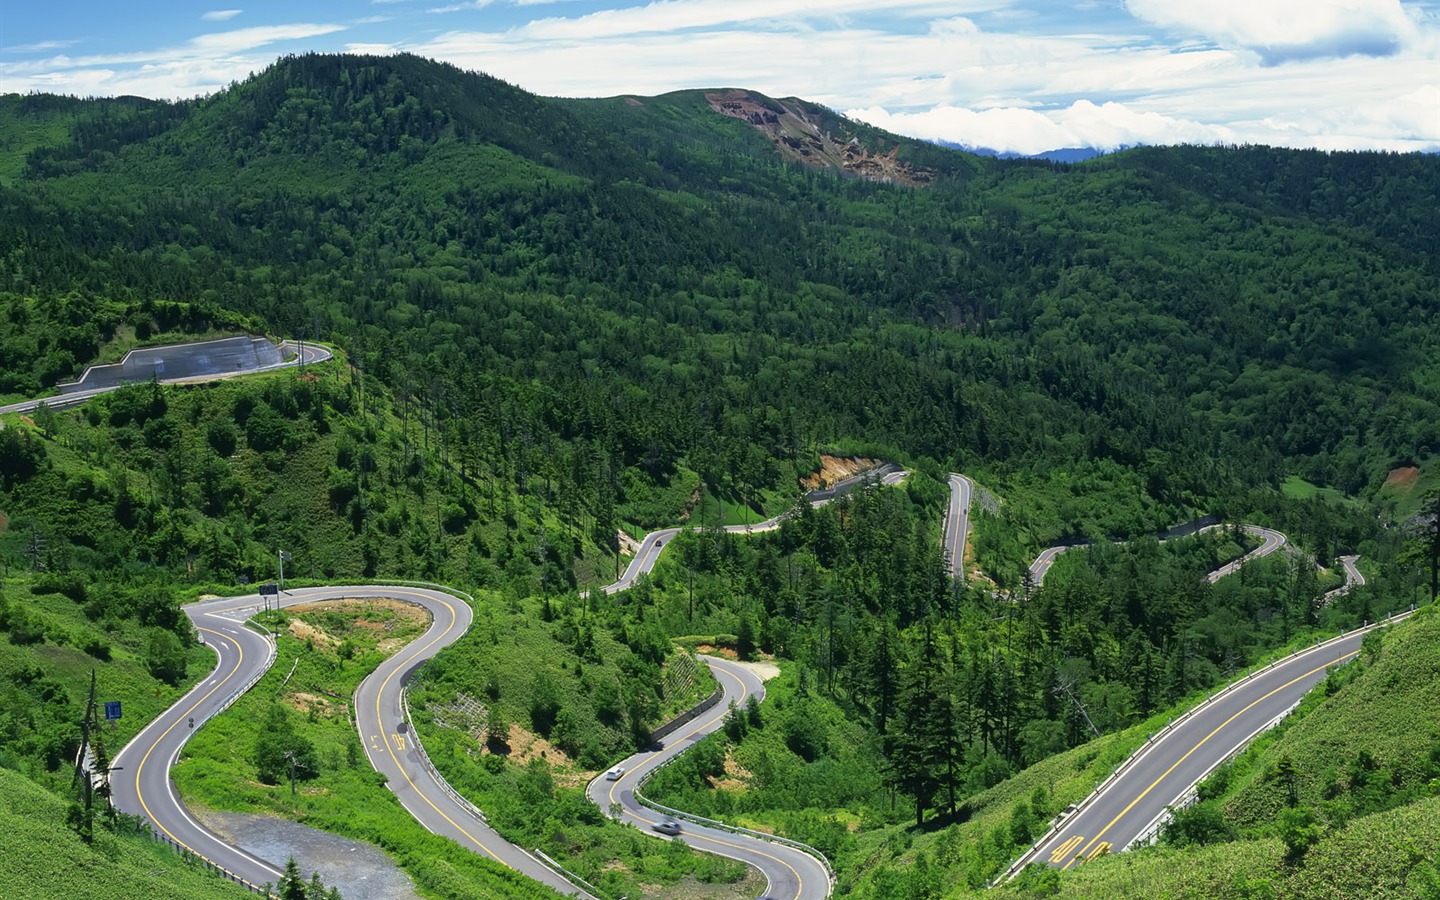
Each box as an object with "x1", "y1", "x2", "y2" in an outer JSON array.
[{"x1": 1, "y1": 51, "x2": 1438, "y2": 899}]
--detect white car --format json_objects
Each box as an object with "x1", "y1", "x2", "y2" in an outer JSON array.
[
  {"x1": 652, "y1": 820, "x2": 682, "y2": 835},
  {"x1": 604, "y1": 766, "x2": 625, "y2": 781}
]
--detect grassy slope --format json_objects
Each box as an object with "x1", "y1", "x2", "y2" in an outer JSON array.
[
  {"x1": 1221, "y1": 608, "x2": 1440, "y2": 829},
  {"x1": 174, "y1": 601, "x2": 560, "y2": 900},
  {"x1": 0, "y1": 766, "x2": 253, "y2": 900},
  {"x1": 985, "y1": 606, "x2": 1440, "y2": 899},
  {"x1": 0, "y1": 583, "x2": 215, "y2": 785}
]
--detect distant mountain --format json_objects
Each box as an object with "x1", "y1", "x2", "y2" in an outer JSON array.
[
  {"x1": 935, "y1": 140, "x2": 1111, "y2": 162},
  {"x1": 0, "y1": 51, "x2": 1437, "y2": 502}
]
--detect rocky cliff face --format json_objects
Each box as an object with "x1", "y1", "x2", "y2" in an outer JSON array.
[{"x1": 706, "y1": 90, "x2": 932, "y2": 186}]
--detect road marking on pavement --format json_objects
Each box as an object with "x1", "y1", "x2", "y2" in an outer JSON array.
[
  {"x1": 1049, "y1": 835, "x2": 1083, "y2": 863},
  {"x1": 1064, "y1": 648, "x2": 1360, "y2": 869},
  {"x1": 366, "y1": 592, "x2": 511, "y2": 867},
  {"x1": 602, "y1": 660, "x2": 811, "y2": 900},
  {"x1": 133, "y1": 626, "x2": 282, "y2": 882}
]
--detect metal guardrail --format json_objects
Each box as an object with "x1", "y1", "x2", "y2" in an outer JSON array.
[
  {"x1": 130, "y1": 612, "x2": 282, "y2": 896},
  {"x1": 141, "y1": 825, "x2": 278, "y2": 896},
  {"x1": 1129, "y1": 696, "x2": 1303, "y2": 849},
  {"x1": 997, "y1": 605, "x2": 1419, "y2": 883},
  {"x1": 386, "y1": 582, "x2": 600, "y2": 900},
  {"x1": 533, "y1": 848, "x2": 610, "y2": 900},
  {"x1": 366, "y1": 578, "x2": 493, "y2": 829},
  {"x1": 632, "y1": 774, "x2": 838, "y2": 888},
  {"x1": 398, "y1": 682, "x2": 490, "y2": 826},
  {"x1": 627, "y1": 726, "x2": 838, "y2": 891}
]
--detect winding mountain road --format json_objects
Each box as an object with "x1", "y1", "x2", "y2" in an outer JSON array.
[
  {"x1": 1322, "y1": 555, "x2": 1366, "y2": 606},
  {"x1": 593, "y1": 463, "x2": 905, "y2": 595},
  {"x1": 108, "y1": 452, "x2": 902, "y2": 899},
  {"x1": 68, "y1": 343, "x2": 1388, "y2": 900},
  {"x1": 936, "y1": 477, "x2": 1408, "y2": 879},
  {"x1": 586, "y1": 658, "x2": 832, "y2": 900},
  {"x1": 111, "y1": 586, "x2": 594, "y2": 898}
]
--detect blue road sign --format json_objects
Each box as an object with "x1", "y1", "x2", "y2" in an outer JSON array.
[{"x1": 104, "y1": 701, "x2": 122, "y2": 720}]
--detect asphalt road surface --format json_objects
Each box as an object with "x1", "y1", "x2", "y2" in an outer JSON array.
[
  {"x1": 941, "y1": 476, "x2": 1399, "y2": 878},
  {"x1": 0, "y1": 337, "x2": 330, "y2": 416},
  {"x1": 1019, "y1": 524, "x2": 1288, "y2": 588},
  {"x1": 593, "y1": 464, "x2": 906, "y2": 596},
  {"x1": 1321, "y1": 554, "x2": 1366, "y2": 606},
  {"x1": 1012, "y1": 608, "x2": 1415, "y2": 875},
  {"x1": 586, "y1": 657, "x2": 832, "y2": 900},
  {"x1": 35, "y1": 346, "x2": 878, "y2": 897},
  {"x1": 944, "y1": 474, "x2": 974, "y2": 580},
  {"x1": 112, "y1": 586, "x2": 595, "y2": 898}
]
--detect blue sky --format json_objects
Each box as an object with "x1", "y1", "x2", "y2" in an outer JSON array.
[{"x1": 1, "y1": 1, "x2": 1436, "y2": 154}]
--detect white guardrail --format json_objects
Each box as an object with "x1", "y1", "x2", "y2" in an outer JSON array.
[
  {"x1": 630, "y1": 752, "x2": 838, "y2": 890},
  {"x1": 132, "y1": 615, "x2": 281, "y2": 896},
  {"x1": 997, "y1": 605, "x2": 1419, "y2": 883},
  {"x1": 380, "y1": 582, "x2": 597, "y2": 898}
]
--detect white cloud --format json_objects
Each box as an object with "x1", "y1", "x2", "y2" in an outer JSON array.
[
  {"x1": 187, "y1": 24, "x2": 349, "y2": 54},
  {"x1": 848, "y1": 99, "x2": 1237, "y2": 155},
  {"x1": 346, "y1": 42, "x2": 402, "y2": 54},
  {"x1": 0, "y1": 0, "x2": 1432, "y2": 153},
  {"x1": 3, "y1": 39, "x2": 81, "y2": 53},
  {"x1": 429, "y1": 2, "x2": 493, "y2": 12},
  {"x1": 0, "y1": 23, "x2": 348, "y2": 98},
  {"x1": 202, "y1": 10, "x2": 244, "y2": 22},
  {"x1": 517, "y1": 0, "x2": 1001, "y2": 41},
  {"x1": 1125, "y1": 0, "x2": 1419, "y2": 64}
]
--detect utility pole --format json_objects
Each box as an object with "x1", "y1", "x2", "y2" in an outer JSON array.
[
  {"x1": 278, "y1": 549, "x2": 291, "y2": 594},
  {"x1": 282, "y1": 749, "x2": 306, "y2": 796},
  {"x1": 1054, "y1": 674, "x2": 1101, "y2": 739}
]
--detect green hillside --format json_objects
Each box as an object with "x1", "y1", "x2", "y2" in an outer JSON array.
[
  {"x1": 1, "y1": 51, "x2": 1438, "y2": 899},
  {"x1": 982, "y1": 607, "x2": 1440, "y2": 899},
  {"x1": 0, "y1": 766, "x2": 253, "y2": 900}
]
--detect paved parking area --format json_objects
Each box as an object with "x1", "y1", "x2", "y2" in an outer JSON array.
[{"x1": 58, "y1": 336, "x2": 286, "y2": 393}]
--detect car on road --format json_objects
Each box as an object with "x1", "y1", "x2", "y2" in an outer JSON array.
[
  {"x1": 604, "y1": 766, "x2": 625, "y2": 781},
  {"x1": 652, "y1": 820, "x2": 682, "y2": 835}
]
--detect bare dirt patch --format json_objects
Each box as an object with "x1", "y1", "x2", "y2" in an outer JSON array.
[
  {"x1": 617, "y1": 528, "x2": 642, "y2": 556},
  {"x1": 706, "y1": 90, "x2": 932, "y2": 186},
  {"x1": 289, "y1": 691, "x2": 334, "y2": 716},
  {"x1": 496, "y1": 723, "x2": 575, "y2": 771},
  {"x1": 731, "y1": 659, "x2": 780, "y2": 682},
  {"x1": 802, "y1": 455, "x2": 882, "y2": 491},
  {"x1": 1386, "y1": 465, "x2": 1420, "y2": 492},
  {"x1": 710, "y1": 750, "x2": 751, "y2": 793},
  {"x1": 287, "y1": 617, "x2": 340, "y2": 649},
  {"x1": 290, "y1": 598, "x2": 431, "y2": 633}
]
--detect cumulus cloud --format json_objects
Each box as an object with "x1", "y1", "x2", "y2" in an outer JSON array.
[
  {"x1": 848, "y1": 99, "x2": 1236, "y2": 155},
  {"x1": 1125, "y1": 0, "x2": 1420, "y2": 65},
  {"x1": 202, "y1": 10, "x2": 243, "y2": 22}
]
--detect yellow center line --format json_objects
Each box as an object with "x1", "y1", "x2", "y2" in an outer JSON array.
[
  {"x1": 1063, "y1": 649, "x2": 1358, "y2": 868},
  {"x1": 135, "y1": 624, "x2": 266, "y2": 874},
  {"x1": 607, "y1": 662, "x2": 748, "y2": 810},
  {"x1": 606, "y1": 662, "x2": 807, "y2": 900},
  {"x1": 366, "y1": 591, "x2": 513, "y2": 864}
]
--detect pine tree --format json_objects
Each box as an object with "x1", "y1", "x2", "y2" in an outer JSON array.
[{"x1": 279, "y1": 857, "x2": 307, "y2": 900}]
